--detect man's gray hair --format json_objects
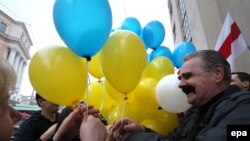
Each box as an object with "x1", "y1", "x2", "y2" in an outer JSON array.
[{"x1": 184, "y1": 50, "x2": 231, "y2": 81}]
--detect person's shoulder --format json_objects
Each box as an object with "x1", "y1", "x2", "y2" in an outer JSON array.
[
  {"x1": 217, "y1": 90, "x2": 250, "y2": 110},
  {"x1": 20, "y1": 111, "x2": 44, "y2": 123},
  {"x1": 230, "y1": 90, "x2": 250, "y2": 100}
]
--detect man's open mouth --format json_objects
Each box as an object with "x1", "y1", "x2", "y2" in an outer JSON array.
[{"x1": 182, "y1": 86, "x2": 196, "y2": 95}]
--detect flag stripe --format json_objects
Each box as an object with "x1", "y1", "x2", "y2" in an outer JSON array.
[
  {"x1": 215, "y1": 12, "x2": 248, "y2": 71},
  {"x1": 218, "y1": 22, "x2": 240, "y2": 58}
]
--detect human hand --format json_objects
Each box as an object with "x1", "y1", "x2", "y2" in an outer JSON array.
[
  {"x1": 105, "y1": 125, "x2": 115, "y2": 141},
  {"x1": 85, "y1": 104, "x2": 100, "y2": 118},
  {"x1": 80, "y1": 115, "x2": 107, "y2": 141},
  {"x1": 112, "y1": 118, "x2": 145, "y2": 141},
  {"x1": 53, "y1": 104, "x2": 100, "y2": 141},
  {"x1": 53, "y1": 106, "x2": 84, "y2": 141}
]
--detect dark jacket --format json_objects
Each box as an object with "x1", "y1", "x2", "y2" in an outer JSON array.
[
  {"x1": 13, "y1": 111, "x2": 57, "y2": 141},
  {"x1": 124, "y1": 85, "x2": 250, "y2": 141}
]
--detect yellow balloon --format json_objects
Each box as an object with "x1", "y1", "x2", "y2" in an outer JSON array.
[
  {"x1": 83, "y1": 81, "x2": 116, "y2": 119},
  {"x1": 150, "y1": 109, "x2": 179, "y2": 136},
  {"x1": 107, "y1": 101, "x2": 140, "y2": 125},
  {"x1": 140, "y1": 110, "x2": 179, "y2": 136},
  {"x1": 100, "y1": 30, "x2": 147, "y2": 94},
  {"x1": 140, "y1": 119, "x2": 163, "y2": 135},
  {"x1": 88, "y1": 52, "x2": 103, "y2": 78},
  {"x1": 100, "y1": 93, "x2": 116, "y2": 120},
  {"x1": 145, "y1": 57, "x2": 174, "y2": 81},
  {"x1": 104, "y1": 80, "x2": 125, "y2": 102},
  {"x1": 132, "y1": 77, "x2": 158, "y2": 108},
  {"x1": 29, "y1": 46, "x2": 86, "y2": 106},
  {"x1": 129, "y1": 77, "x2": 159, "y2": 121},
  {"x1": 83, "y1": 81, "x2": 103, "y2": 108}
]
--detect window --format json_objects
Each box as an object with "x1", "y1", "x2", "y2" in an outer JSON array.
[
  {"x1": 173, "y1": 23, "x2": 176, "y2": 42},
  {"x1": 177, "y1": 0, "x2": 192, "y2": 42},
  {"x1": 168, "y1": 0, "x2": 173, "y2": 20},
  {"x1": 0, "y1": 22, "x2": 7, "y2": 33}
]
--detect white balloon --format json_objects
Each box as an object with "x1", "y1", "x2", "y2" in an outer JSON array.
[{"x1": 155, "y1": 74, "x2": 191, "y2": 113}]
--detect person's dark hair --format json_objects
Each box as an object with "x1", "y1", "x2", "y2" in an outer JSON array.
[
  {"x1": 184, "y1": 50, "x2": 231, "y2": 81},
  {"x1": 231, "y1": 72, "x2": 250, "y2": 82},
  {"x1": 35, "y1": 93, "x2": 45, "y2": 106},
  {"x1": 55, "y1": 107, "x2": 81, "y2": 141},
  {"x1": 56, "y1": 107, "x2": 73, "y2": 131}
]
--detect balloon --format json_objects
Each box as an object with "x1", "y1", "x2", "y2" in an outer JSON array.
[
  {"x1": 121, "y1": 17, "x2": 141, "y2": 36},
  {"x1": 104, "y1": 80, "x2": 124, "y2": 102},
  {"x1": 131, "y1": 77, "x2": 159, "y2": 119},
  {"x1": 88, "y1": 52, "x2": 103, "y2": 78},
  {"x1": 83, "y1": 81, "x2": 103, "y2": 109},
  {"x1": 150, "y1": 46, "x2": 173, "y2": 62},
  {"x1": 147, "y1": 53, "x2": 151, "y2": 63},
  {"x1": 100, "y1": 30, "x2": 147, "y2": 94},
  {"x1": 149, "y1": 109, "x2": 179, "y2": 136},
  {"x1": 145, "y1": 57, "x2": 174, "y2": 81},
  {"x1": 83, "y1": 81, "x2": 116, "y2": 119},
  {"x1": 155, "y1": 74, "x2": 191, "y2": 113},
  {"x1": 140, "y1": 119, "x2": 162, "y2": 134},
  {"x1": 53, "y1": 0, "x2": 112, "y2": 58},
  {"x1": 173, "y1": 42, "x2": 196, "y2": 68},
  {"x1": 107, "y1": 101, "x2": 140, "y2": 125},
  {"x1": 29, "y1": 46, "x2": 86, "y2": 106},
  {"x1": 142, "y1": 20, "x2": 165, "y2": 48},
  {"x1": 110, "y1": 29, "x2": 115, "y2": 33}
]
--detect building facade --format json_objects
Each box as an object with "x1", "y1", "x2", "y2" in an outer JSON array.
[
  {"x1": 0, "y1": 10, "x2": 32, "y2": 101},
  {"x1": 168, "y1": 0, "x2": 250, "y2": 73}
]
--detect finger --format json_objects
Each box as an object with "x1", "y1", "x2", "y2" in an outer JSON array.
[
  {"x1": 88, "y1": 108, "x2": 100, "y2": 115},
  {"x1": 112, "y1": 118, "x2": 129, "y2": 131},
  {"x1": 92, "y1": 113, "x2": 101, "y2": 118},
  {"x1": 107, "y1": 125, "x2": 115, "y2": 135},
  {"x1": 87, "y1": 105, "x2": 94, "y2": 109}
]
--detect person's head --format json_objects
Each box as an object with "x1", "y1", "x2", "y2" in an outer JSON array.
[
  {"x1": 0, "y1": 58, "x2": 21, "y2": 141},
  {"x1": 35, "y1": 93, "x2": 59, "y2": 114},
  {"x1": 231, "y1": 72, "x2": 250, "y2": 91},
  {"x1": 178, "y1": 50, "x2": 231, "y2": 106}
]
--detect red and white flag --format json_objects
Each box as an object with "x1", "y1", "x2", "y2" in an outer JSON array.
[{"x1": 215, "y1": 12, "x2": 248, "y2": 70}]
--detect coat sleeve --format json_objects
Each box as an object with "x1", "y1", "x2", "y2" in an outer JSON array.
[
  {"x1": 196, "y1": 100, "x2": 250, "y2": 141},
  {"x1": 124, "y1": 132, "x2": 169, "y2": 141},
  {"x1": 13, "y1": 119, "x2": 41, "y2": 141}
]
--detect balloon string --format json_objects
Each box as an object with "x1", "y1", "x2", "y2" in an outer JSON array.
[
  {"x1": 121, "y1": 94, "x2": 127, "y2": 133},
  {"x1": 122, "y1": 0, "x2": 127, "y2": 17},
  {"x1": 99, "y1": 79, "x2": 104, "y2": 117},
  {"x1": 85, "y1": 59, "x2": 90, "y2": 117}
]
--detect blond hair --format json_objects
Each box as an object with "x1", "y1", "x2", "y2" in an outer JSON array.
[{"x1": 0, "y1": 58, "x2": 16, "y2": 101}]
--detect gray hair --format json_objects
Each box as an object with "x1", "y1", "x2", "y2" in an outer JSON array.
[{"x1": 184, "y1": 50, "x2": 231, "y2": 81}]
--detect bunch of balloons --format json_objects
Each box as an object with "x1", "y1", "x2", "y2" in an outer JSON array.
[
  {"x1": 29, "y1": 0, "x2": 113, "y2": 106},
  {"x1": 28, "y1": 1, "x2": 198, "y2": 136}
]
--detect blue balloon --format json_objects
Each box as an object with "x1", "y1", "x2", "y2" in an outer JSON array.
[
  {"x1": 121, "y1": 17, "x2": 141, "y2": 36},
  {"x1": 110, "y1": 29, "x2": 115, "y2": 33},
  {"x1": 150, "y1": 46, "x2": 173, "y2": 62},
  {"x1": 147, "y1": 53, "x2": 151, "y2": 63},
  {"x1": 142, "y1": 20, "x2": 165, "y2": 49},
  {"x1": 53, "y1": 0, "x2": 112, "y2": 58},
  {"x1": 173, "y1": 42, "x2": 197, "y2": 68}
]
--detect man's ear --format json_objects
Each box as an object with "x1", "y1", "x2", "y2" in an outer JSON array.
[
  {"x1": 242, "y1": 81, "x2": 250, "y2": 90},
  {"x1": 213, "y1": 64, "x2": 224, "y2": 83},
  {"x1": 37, "y1": 98, "x2": 45, "y2": 107}
]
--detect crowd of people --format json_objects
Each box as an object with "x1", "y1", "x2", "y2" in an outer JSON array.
[{"x1": 1, "y1": 49, "x2": 250, "y2": 141}]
